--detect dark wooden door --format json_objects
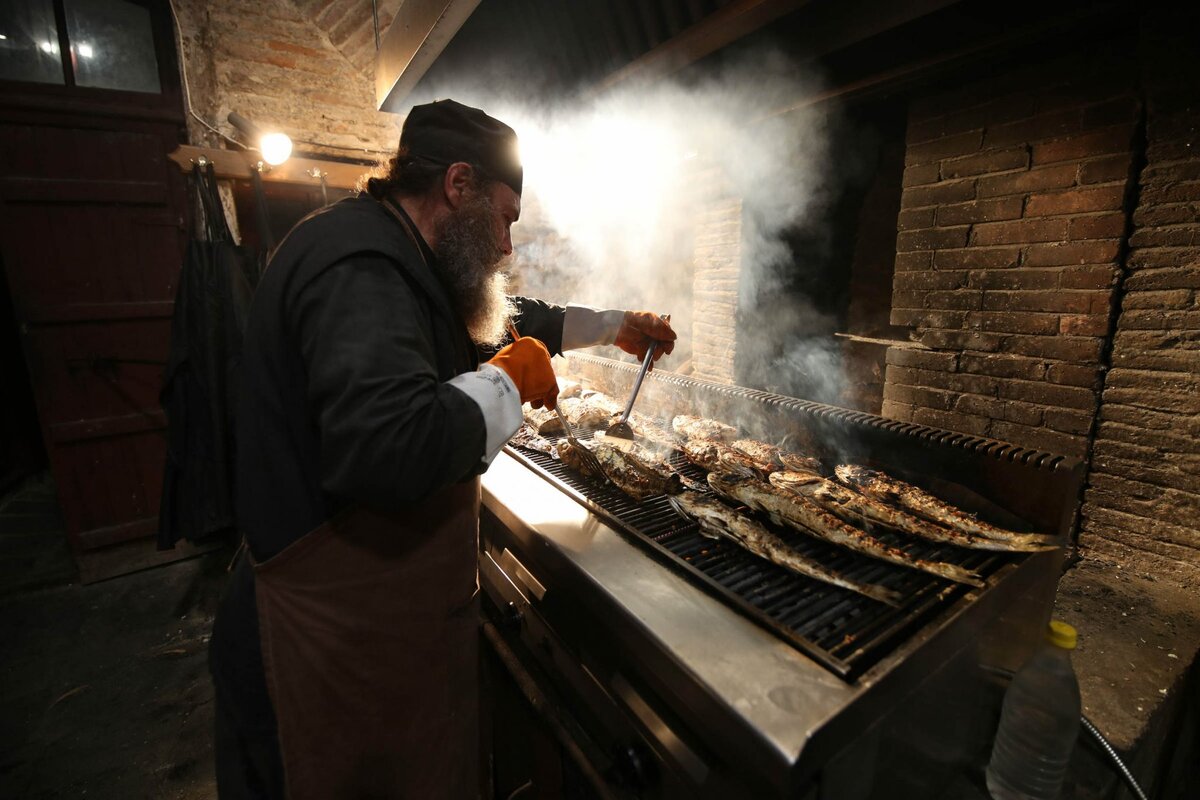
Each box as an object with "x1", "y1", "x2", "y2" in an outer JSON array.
[{"x1": 0, "y1": 0, "x2": 188, "y2": 566}]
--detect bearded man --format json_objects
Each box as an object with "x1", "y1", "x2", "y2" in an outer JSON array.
[{"x1": 208, "y1": 99, "x2": 676, "y2": 799}]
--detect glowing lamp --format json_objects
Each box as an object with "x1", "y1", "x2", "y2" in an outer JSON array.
[{"x1": 260, "y1": 132, "x2": 293, "y2": 166}]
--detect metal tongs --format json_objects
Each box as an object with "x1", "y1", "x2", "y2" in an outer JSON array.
[
  {"x1": 507, "y1": 322, "x2": 609, "y2": 482},
  {"x1": 606, "y1": 314, "x2": 670, "y2": 440}
]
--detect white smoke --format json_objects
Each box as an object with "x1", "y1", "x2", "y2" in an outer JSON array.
[{"x1": 411, "y1": 50, "x2": 851, "y2": 405}]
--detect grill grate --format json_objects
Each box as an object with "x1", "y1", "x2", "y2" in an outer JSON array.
[{"x1": 505, "y1": 431, "x2": 1015, "y2": 680}]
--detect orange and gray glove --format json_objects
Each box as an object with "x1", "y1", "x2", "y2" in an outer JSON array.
[
  {"x1": 614, "y1": 311, "x2": 677, "y2": 367},
  {"x1": 487, "y1": 336, "x2": 560, "y2": 410}
]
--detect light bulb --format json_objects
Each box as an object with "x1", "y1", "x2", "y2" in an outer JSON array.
[
  {"x1": 260, "y1": 132, "x2": 293, "y2": 166},
  {"x1": 77, "y1": 43, "x2": 93, "y2": 58}
]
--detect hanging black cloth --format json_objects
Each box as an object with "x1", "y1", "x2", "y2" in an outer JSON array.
[{"x1": 157, "y1": 163, "x2": 258, "y2": 549}]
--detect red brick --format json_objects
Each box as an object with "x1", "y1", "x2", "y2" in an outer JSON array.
[
  {"x1": 1024, "y1": 240, "x2": 1122, "y2": 266},
  {"x1": 881, "y1": 399, "x2": 915, "y2": 422},
  {"x1": 1068, "y1": 213, "x2": 1127, "y2": 240},
  {"x1": 902, "y1": 163, "x2": 941, "y2": 187},
  {"x1": 1138, "y1": 181, "x2": 1200, "y2": 206},
  {"x1": 1124, "y1": 267, "x2": 1200, "y2": 291},
  {"x1": 885, "y1": 348, "x2": 959, "y2": 371},
  {"x1": 1060, "y1": 265, "x2": 1119, "y2": 289},
  {"x1": 1003, "y1": 334, "x2": 1104, "y2": 362},
  {"x1": 1047, "y1": 362, "x2": 1101, "y2": 388},
  {"x1": 1117, "y1": 309, "x2": 1200, "y2": 330},
  {"x1": 997, "y1": 379, "x2": 1096, "y2": 409},
  {"x1": 1134, "y1": 203, "x2": 1200, "y2": 227},
  {"x1": 983, "y1": 290, "x2": 1107, "y2": 314},
  {"x1": 960, "y1": 353, "x2": 1046, "y2": 380},
  {"x1": 882, "y1": 382, "x2": 957, "y2": 411},
  {"x1": 897, "y1": 208, "x2": 936, "y2": 231},
  {"x1": 924, "y1": 290, "x2": 983, "y2": 310},
  {"x1": 901, "y1": 180, "x2": 977, "y2": 209},
  {"x1": 916, "y1": 329, "x2": 1005, "y2": 352},
  {"x1": 893, "y1": 271, "x2": 969, "y2": 291},
  {"x1": 1031, "y1": 125, "x2": 1136, "y2": 165},
  {"x1": 1025, "y1": 185, "x2": 1126, "y2": 216},
  {"x1": 891, "y1": 365, "x2": 1000, "y2": 397},
  {"x1": 905, "y1": 131, "x2": 984, "y2": 166},
  {"x1": 977, "y1": 164, "x2": 1077, "y2": 198},
  {"x1": 972, "y1": 218, "x2": 1070, "y2": 246},
  {"x1": 1126, "y1": 246, "x2": 1200, "y2": 270},
  {"x1": 966, "y1": 310, "x2": 1059, "y2": 335},
  {"x1": 890, "y1": 308, "x2": 926, "y2": 326},
  {"x1": 1119, "y1": 289, "x2": 1193, "y2": 310},
  {"x1": 990, "y1": 421, "x2": 1086, "y2": 456},
  {"x1": 1129, "y1": 225, "x2": 1198, "y2": 248},
  {"x1": 1080, "y1": 97, "x2": 1139, "y2": 128},
  {"x1": 941, "y1": 148, "x2": 1029, "y2": 179},
  {"x1": 911, "y1": 407, "x2": 993, "y2": 436},
  {"x1": 896, "y1": 226, "x2": 971, "y2": 252},
  {"x1": 983, "y1": 110, "x2": 1081, "y2": 149},
  {"x1": 969, "y1": 269, "x2": 1061, "y2": 291},
  {"x1": 1079, "y1": 154, "x2": 1133, "y2": 184},
  {"x1": 894, "y1": 251, "x2": 933, "y2": 271},
  {"x1": 936, "y1": 197, "x2": 1024, "y2": 226},
  {"x1": 955, "y1": 394, "x2": 1045, "y2": 426},
  {"x1": 1059, "y1": 314, "x2": 1110, "y2": 336},
  {"x1": 933, "y1": 247, "x2": 1022, "y2": 269}
]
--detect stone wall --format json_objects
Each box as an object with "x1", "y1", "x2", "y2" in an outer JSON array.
[
  {"x1": 882, "y1": 51, "x2": 1140, "y2": 457},
  {"x1": 172, "y1": 0, "x2": 400, "y2": 158},
  {"x1": 1078, "y1": 16, "x2": 1200, "y2": 579}
]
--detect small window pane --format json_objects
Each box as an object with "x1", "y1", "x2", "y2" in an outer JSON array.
[
  {"x1": 65, "y1": 0, "x2": 160, "y2": 93},
  {"x1": 0, "y1": 0, "x2": 67, "y2": 85}
]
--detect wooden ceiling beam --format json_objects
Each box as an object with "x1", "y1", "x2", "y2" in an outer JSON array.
[
  {"x1": 593, "y1": 0, "x2": 811, "y2": 94},
  {"x1": 375, "y1": 0, "x2": 483, "y2": 113}
]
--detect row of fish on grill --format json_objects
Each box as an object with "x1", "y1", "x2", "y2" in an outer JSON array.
[{"x1": 512, "y1": 387, "x2": 1058, "y2": 606}]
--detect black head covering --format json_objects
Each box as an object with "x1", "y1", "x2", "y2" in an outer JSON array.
[{"x1": 400, "y1": 99, "x2": 523, "y2": 196}]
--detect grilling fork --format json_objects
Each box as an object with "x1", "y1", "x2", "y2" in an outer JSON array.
[{"x1": 505, "y1": 322, "x2": 610, "y2": 483}]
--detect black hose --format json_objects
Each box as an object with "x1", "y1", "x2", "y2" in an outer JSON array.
[{"x1": 1080, "y1": 715, "x2": 1149, "y2": 800}]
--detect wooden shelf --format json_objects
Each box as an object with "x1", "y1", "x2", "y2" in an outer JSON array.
[{"x1": 167, "y1": 144, "x2": 372, "y2": 190}]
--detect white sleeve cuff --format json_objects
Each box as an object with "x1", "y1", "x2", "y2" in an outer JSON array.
[
  {"x1": 447, "y1": 364, "x2": 524, "y2": 465},
  {"x1": 562, "y1": 304, "x2": 625, "y2": 351}
]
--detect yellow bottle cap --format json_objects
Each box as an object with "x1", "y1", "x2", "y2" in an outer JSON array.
[{"x1": 1047, "y1": 620, "x2": 1077, "y2": 650}]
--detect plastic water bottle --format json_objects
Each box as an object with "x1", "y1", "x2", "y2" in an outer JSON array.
[{"x1": 986, "y1": 621, "x2": 1082, "y2": 799}]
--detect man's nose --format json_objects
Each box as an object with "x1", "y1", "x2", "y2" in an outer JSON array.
[{"x1": 500, "y1": 228, "x2": 513, "y2": 257}]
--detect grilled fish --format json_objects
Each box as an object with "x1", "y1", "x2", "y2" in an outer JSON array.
[
  {"x1": 770, "y1": 472, "x2": 1055, "y2": 553},
  {"x1": 510, "y1": 424, "x2": 554, "y2": 454},
  {"x1": 708, "y1": 473, "x2": 986, "y2": 587},
  {"x1": 523, "y1": 397, "x2": 580, "y2": 435},
  {"x1": 559, "y1": 437, "x2": 682, "y2": 501},
  {"x1": 835, "y1": 465, "x2": 1057, "y2": 547},
  {"x1": 571, "y1": 394, "x2": 621, "y2": 429},
  {"x1": 669, "y1": 492, "x2": 901, "y2": 606},
  {"x1": 672, "y1": 415, "x2": 738, "y2": 443},
  {"x1": 778, "y1": 452, "x2": 824, "y2": 474}
]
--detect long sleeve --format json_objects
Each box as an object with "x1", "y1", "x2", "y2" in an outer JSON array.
[{"x1": 291, "y1": 255, "x2": 491, "y2": 511}]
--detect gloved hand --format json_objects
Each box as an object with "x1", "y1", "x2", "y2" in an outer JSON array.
[
  {"x1": 487, "y1": 336, "x2": 559, "y2": 410},
  {"x1": 614, "y1": 311, "x2": 677, "y2": 367}
]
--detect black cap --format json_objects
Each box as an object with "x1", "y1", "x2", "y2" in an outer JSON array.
[{"x1": 400, "y1": 99, "x2": 523, "y2": 196}]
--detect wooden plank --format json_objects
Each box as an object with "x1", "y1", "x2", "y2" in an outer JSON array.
[
  {"x1": 167, "y1": 144, "x2": 370, "y2": 190},
  {"x1": 593, "y1": 0, "x2": 810, "y2": 94},
  {"x1": 0, "y1": 177, "x2": 168, "y2": 205},
  {"x1": 76, "y1": 536, "x2": 223, "y2": 584},
  {"x1": 75, "y1": 516, "x2": 158, "y2": 550},
  {"x1": 20, "y1": 301, "x2": 176, "y2": 323},
  {"x1": 49, "y1": 411, "x2": 167, "y2": 444}
]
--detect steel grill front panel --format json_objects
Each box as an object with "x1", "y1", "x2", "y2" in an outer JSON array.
[{"x1": 505, "y1": 429, "x2": 1011, "y2": 680}]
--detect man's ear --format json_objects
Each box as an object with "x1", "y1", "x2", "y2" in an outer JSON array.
[{"x1": 443, "y1": 162, "x2": 475, "y2": 209}]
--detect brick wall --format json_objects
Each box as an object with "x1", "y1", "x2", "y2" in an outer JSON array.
[
  {"x1": 1079, "y1": 18, "x2": 1200, "y2": 579},
  {"x1": 883, "y1": 54, "x2": 1139, "y2": 457},
  {"x1": 173, "y1": 0, "x2": 400, "y2": 157}
]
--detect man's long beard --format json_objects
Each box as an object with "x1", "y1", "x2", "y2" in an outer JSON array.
[{"x1": 434, "y1": 192, "x2": 515, "y2": 347}]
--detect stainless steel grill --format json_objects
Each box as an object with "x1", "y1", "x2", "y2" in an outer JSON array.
[
  {"x1": 507, "y1": 431, "x2": 1008, "y2": 680},
  {"x1": 479, "y1": 355, "x2": 1085, "y2": 798}
]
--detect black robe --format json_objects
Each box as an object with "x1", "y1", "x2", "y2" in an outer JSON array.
[{"x1": 210, "y1": 194, "x2": 565, "y2": 741}]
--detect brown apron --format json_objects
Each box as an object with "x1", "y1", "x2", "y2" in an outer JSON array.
[{"x1": 252, "y1": 480, "x2": 481, "y2": 799}]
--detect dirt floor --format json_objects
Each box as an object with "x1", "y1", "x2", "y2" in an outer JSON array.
[{"x1": 0, "y1": 551, "x2": 227, "y2": 799}]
